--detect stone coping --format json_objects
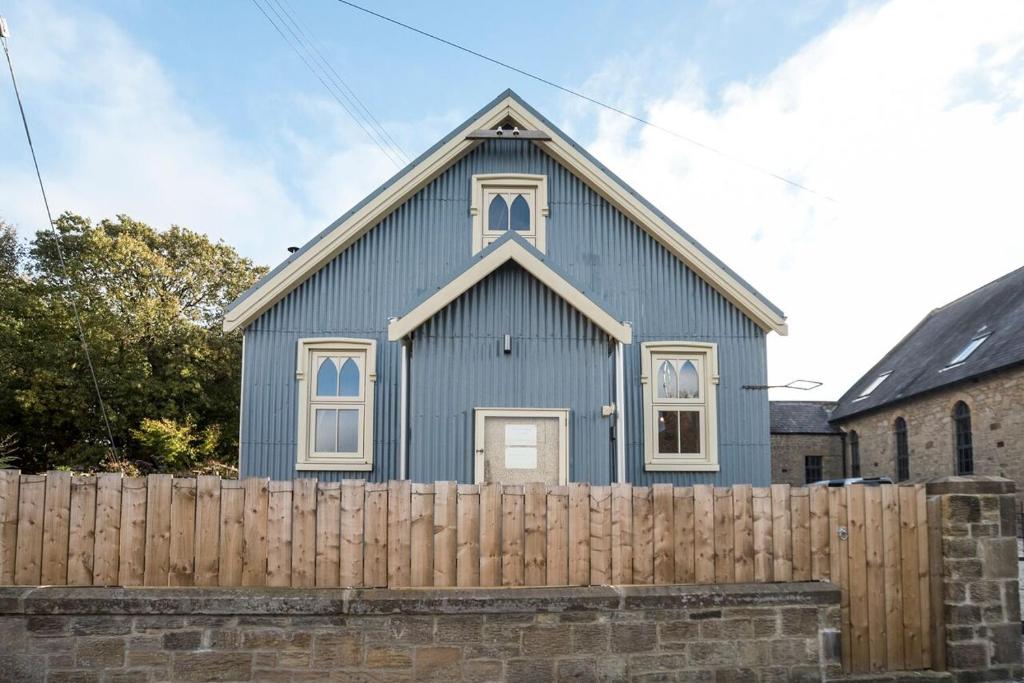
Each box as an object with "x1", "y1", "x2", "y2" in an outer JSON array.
[
  {"x1": 924, "y1": 475, "x2": 1016, "y2": 496},
  {"x1": 0, "y1": 581, "x2": 839, "y2": 617}
]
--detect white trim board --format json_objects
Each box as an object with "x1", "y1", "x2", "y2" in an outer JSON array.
[
  {"x1": 387, "y1": 239, "x2": 632, "y2": 344},
  {"x1": 224, "y1": 94, "x2": 787, "y2": 336}
]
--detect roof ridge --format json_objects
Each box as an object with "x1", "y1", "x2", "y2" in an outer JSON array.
[{"x1": 934, "y1": 263, "x2": 1024, "y2": 312}]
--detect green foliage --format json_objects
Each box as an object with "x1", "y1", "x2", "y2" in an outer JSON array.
[{"x1": 0, "y1": 214, "x2": 266, "y2": 473}]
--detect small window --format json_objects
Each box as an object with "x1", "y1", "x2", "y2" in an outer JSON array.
[
  {"x1": 953, "y1": 401, "x2": 973, "y2": 475},
  {"x1": 805, "y1": 456, "x2": 823, "y2": 484},
  {"x1": 945, "y1": 334, "x2": 989, "y2": 369},
  {"x1": 854, "y1": 372, "x2": 891, "y2": 401},
  {"x1": 642, "y1": 342, "x2": 719, "y2": 471},
  {"x1": 471, "y1": 174, "x2": 548, "y2": 253},
  {"x1": 895, "y1": 417, "x2": 909, "y2": 481},
  {"x1": 296, "y1": 338, "x2": 376, "y2": 471},
  {"x1": 849, "y1": 431, "x2": 861, "y2": 478}
]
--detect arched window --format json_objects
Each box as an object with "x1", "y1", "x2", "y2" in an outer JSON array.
[
  {"x1": 953, "y1": 401, "x2": 973, "y2": 475},
  {"x1": 895, "y1": 417, "x2": 909, "y2": 481},
  {"x1": 849, "y1": 431, "x2": 861, "y2": 478},
  {"x1": 656, "y1": 361, "x2": 678, "y2": 399},
  {"x1": 509, "y1": 194, "x2": 531, "y2": 231},
  {"x1": 315, "y1": 357, "x2": 338, "y2": 397},
  {"x1": 488, "y1": 194, "x2": 509, "y2": 231},
  {"x1": 338, "y1": 358, "x2": 360, "y2": 397}
]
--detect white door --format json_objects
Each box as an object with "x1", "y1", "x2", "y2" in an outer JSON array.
[{"x1": 474, "y1": 408, "x2": 569, "y2": 485}]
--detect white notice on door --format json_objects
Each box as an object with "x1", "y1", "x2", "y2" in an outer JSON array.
[
  {"x1": 505, "y1": 446, "x2": 537, "y2": 469},
  {"x1": 505, "y1": 424, "x2": 537, "y2": 446}
]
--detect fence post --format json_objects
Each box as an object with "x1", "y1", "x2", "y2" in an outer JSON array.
[{"x1": 925, "y1": 476, "x2": 1022, "y2": 681}]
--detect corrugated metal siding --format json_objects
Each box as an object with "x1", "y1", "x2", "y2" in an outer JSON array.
[
  {"x1": 240, "y1": 138, "x2": 769, "y2": 485},
  {"x1": 409, "y1": 262, "x2": 615, "y2": 484}
]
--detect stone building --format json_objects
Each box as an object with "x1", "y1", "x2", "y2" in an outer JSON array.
[
  {"x1": 829, "y1": 265, "x2": 1024, "y2": 499},
  {"x1": 769, "y1": 401, "x2": 844, "y2": 485}
]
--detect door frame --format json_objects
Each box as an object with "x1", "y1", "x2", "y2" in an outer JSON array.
[{"x1": 473, "y1": 407, "x2": 570, "y2": 485}]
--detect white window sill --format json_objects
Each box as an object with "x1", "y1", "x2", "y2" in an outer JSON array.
[
  {"x1": 296, "y1": 461, "x2": 373, "y2": 472},
  {"x1": 644, "y1": 461, "x2": 720, "y2": 472}
]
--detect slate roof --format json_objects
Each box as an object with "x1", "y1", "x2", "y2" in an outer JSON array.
[
  {"x1": 831, "y1": 265, "x2": 1024, "y2": 421},
  {"x1": 770, "y1": 401, "x2": 840, "y2": 434}
]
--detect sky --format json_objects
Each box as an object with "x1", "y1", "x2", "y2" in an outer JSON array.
[{"x1": 1, "y1": 0, "x2": 1022, "y2": 402}]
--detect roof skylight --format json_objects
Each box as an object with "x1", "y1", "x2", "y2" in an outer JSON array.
[
  {"x1": 945, "y1": 334, "x2": 990, "y2": 369},
  {"x1": 854, "y1": 371, "x2": 891, "y2": 401}
]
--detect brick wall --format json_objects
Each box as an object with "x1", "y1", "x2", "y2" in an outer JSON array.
[
  {"x1": 770, "y1": 433, "x2": 845, "y2": 486},
  {"x1": 836, "y1": 364, "x2": 1024, "y2": 499},
  {"x1": 0, "y1": 583, "x2": 841, "y2": 682}
]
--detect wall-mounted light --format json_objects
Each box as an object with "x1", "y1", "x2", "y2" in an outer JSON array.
[{"x1": 503, "y1": 334, "x2": 511, "y2": 354}]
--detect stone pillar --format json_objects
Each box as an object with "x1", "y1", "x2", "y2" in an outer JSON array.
[{"x1": 926, "y1": 475, "x2": 1022, "y2": 682}]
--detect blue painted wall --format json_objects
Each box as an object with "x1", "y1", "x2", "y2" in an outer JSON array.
[{"x1": 240, "y1": 137, "x2": 770, "y2": 485}]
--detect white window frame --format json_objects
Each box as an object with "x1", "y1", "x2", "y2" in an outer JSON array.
[
  {"x1": 295, "y1": 337, "x2": 376, "y2": 471},
  {"x1": 470, "y1": 173, "x2": 549, "y2": 254},
  {"x1": 641, "y1": 341, "x2": 720, "y2": 472}
]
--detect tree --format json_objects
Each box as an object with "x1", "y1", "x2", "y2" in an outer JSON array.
[{"x1": 0, "y1": 213, "x2": 266, "y2": 473}]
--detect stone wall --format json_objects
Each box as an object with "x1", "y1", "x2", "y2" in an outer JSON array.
[
  {"x1": 0, "y1": 583, "x2": 841, "y2": 682},
  {"x1": 835, "y1": 364, "x2": 1024, "y2": 500},
  {"x1": 770, "y1": 433, "x2": 845, "y2": 486}
]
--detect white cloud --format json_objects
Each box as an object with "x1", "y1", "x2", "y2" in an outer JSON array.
[{"x1": 580, "y1": 0, "x2": 1024, "y2": 401}]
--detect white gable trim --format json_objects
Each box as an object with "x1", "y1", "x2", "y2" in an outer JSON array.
[
  {"x1": 387, "y1": 239, "x2": 632, "y2": 344},
  {"x1": 224, "y1": 96, "x2": 787, "y2": 335}
]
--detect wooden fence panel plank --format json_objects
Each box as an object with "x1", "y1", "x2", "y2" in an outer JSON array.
[
  {"x1": 67, "y1": 476, "x2": 97, "y2": 585},
  {"x1": 771, "y1": 484, "x2": 792, "y2": 583},
  {"x1": 926, "y1": 494, "x2": 945, "y2": 671},
  {"x1": 915, "y1": 485, "x2": 933, "y2": 669},
  {"x1": 501, "y1": 485, "x2": 525, "y2": 587},
  {"x1": 218, "y1": 480, "x2": 244, "y2": 587},
  {"x1": 0, "y1": 470, "x2": 20, "y2": 584},
  {"x1": 732, "y1": 484, "x2": 754, "y2": 583},
  {"x1": 791, "y1": 488, "x2": 811, "y2": 582},
  {"x1": 898, "y1": 485, "x2": 922, "y2": 669},
  {"x1": 479, "y1": 482, "x2": 502, "y2": 587},
  {"x1": 387, "y1": 480, "x2": 411, "y2": 588},
  {"x1": 632, "y1": 487, "x2": 654, "y2": 585},
  {"x1": 168, "y1": 478, "x2": 197, "y2": 586},
  {"x1": 589, "y1": 486, "x2": 612, "y2": 585},
  {"x1": 410, "y1": 483, "x2": 434, "y2": 587},
  {"x1": 242, "y1": 478, "x2": 270, "y2": 587},
  {"x1": 847, "y1": 485, "x2": 870, "y2": 673},
  {"x1": 828, "y1": 486, "x2": 850, "y2": 672},
  {"x1": 864, "y1": 485, "x2": 886, "y2": 672},
  {"x1": 92, "y1": 473, "x2": 122, "y2": 586},
  {"x1": 652, "y1": 484, "x2": 674, "y2": 585},
  {"x1": 713, "y1": 487, "x2": 735, "y2": 584},
  {"x1": 194, "y1": 475, "x2": 221, "y2": 587},
  {"x1": 568, "y1": 483, "x2": 590, "y2": 586},
  {"x1": 752, "y1": 487, "x2": 772, "y2": 583},
  {"x1": 693, "y1": 485, "x2": 715, "y2": 584},
  {"x1": 546, "y1": 486, "x2": 568, "y2": 586},
  {"x1": 881, "y1": 484, "x2": 904, "y2": 671},
  {"x1": 524, "y1": 482, "x2": 547, "y2": 586},
  {"x1": 14, "y1": 474, "x2": 45, "y2": 585},
  {"x1": 456, "y1": 484, "x2": 480, "y2": 587},
  {"x1": 433, "y1": 481, "x2": 457, "y2": 588},
  {"x1": 341, "y1": 480, "x2": 366, "y2": 588},
  {"x1": 611, "y1": 483, "x2": 633, "y2": 584},
  {"x1": 41, "y1": 471, "x2": 72, "y2": 585},
  {"x1": 673, "y1": 487, "x2": 694, "y2": 584},
  {"x1": 363, "y1": 482, "x2": 388, "y2": 588},
  {"x1": 315, "y1": 482, "x2": 341, "y2": 587},
  {"x1": 118, "y1": 477, "x2": 147, "y2": 587},
  {"x1": 142, "y1": 474, "x2": 172, "y2": 586},
  {"x1": 266, "y1": 481, "x2": 293, "y2": 588},
  {"x1": 810, "y1": 486, "x2": 830, "y2": 581}
]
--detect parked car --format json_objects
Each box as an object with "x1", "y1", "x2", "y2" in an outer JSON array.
[{"x1": 810, "y1": 476, "x2": 894, "y2": 487}]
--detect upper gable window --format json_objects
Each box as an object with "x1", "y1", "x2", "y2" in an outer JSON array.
[{"x1": 471, "y1": 174, "x2": 548, "y2": 254}]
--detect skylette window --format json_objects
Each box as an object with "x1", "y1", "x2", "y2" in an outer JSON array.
[
  {"x1": 945, "y1": 334, "x2": 989, "y2": 369},
  {"x1": 855, "y1": 371, "x2": 891, "y2": 401}
]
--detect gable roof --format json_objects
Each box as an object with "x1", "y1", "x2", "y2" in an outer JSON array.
[
  {"x1": 831, "y1": 264, "x2": 1024, "y2": 421},
  {"x1": 388, "y1": 233, "x2": 631, "y2": 343},
  {"x1": 224, "y1": 90, "x2": 787, "y2": 335},
  {"x1": 770, "y1": 401, "x2": 840, "y2": 435}
]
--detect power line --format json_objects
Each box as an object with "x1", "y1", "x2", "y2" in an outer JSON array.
[
  {"x1": 1, "y1": 23, "x2": 122, "y2": 465},
  {"x1": 335, "y1": 0, "x2": 837, "y2": 203},
  {"x1": 251, "y1": 0, "x2": 406, "y2": 168},
  {"x1": 275, "y1": 0, "x2": 409, "y2": 164}
]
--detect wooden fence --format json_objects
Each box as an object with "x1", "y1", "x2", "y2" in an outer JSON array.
[{"x1": 0, "y1": 471, "x2": 939, "y2": 674}]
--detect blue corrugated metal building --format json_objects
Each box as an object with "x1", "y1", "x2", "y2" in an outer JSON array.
[{"x1": 225, "y1": 91, "x2": 788, "y2": 486}]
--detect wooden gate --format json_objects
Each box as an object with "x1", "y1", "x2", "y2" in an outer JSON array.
[{"x1": 0, "y1": 472, "x2": 940, "y2": 674}]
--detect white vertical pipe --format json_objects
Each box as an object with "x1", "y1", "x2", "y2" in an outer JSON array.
[
  {"x1": 399, "y1": 340, "x2": 409, "y2": 480},
  {"x1": 615, "y1": 333, "x2": 627, "y2": 484},
  {"x1": 238, "y1": 333, "x2": 246, "y2": 476}
]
